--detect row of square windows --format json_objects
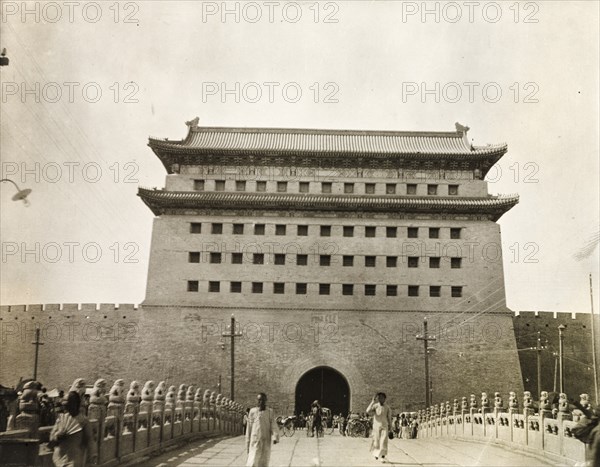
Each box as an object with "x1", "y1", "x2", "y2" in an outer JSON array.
[
  {"x1": 189, "y1": 252, "x2": 463, "y2": 268},
  {"x1": 187, "y1": 281, "x2": 463, "y2": 297},
  {"x1": 190, "y1": 223, "x2": 462, "y2": 239},
  {"x1": 193, "y1": 180, "x2": 459, "y2": 196}
]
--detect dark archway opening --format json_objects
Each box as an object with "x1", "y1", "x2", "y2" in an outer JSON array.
[{"x1": 294, "y1": 366, "x2": 350, "y2": 416}]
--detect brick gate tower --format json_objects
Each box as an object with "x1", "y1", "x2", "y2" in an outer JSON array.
[{"x1": 137, "y1": 119, "x2": 523, "y2": 414}]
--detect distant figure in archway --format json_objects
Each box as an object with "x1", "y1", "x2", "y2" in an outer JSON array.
[
  {"x1": 310, "y1": 400, "x2": 323, "y2": 438},
  {"x1": 366, "y1": 392, "x2": 393, "y2": 461},
  {"x1": 245, "y1": 393, "x2": 279, "y2": 467}
]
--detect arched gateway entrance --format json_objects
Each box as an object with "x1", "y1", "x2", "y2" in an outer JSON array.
[{"x1": 295, "y1": 366, "x2": 350, "y2": 415}]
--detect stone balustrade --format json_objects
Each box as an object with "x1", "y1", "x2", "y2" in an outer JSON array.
[
  {"x1": 0, "y1": 378, "x2": 245, "y2": 466},
  {"x1": 417, "y1": 390, "x2": 594, "y2": 464}
]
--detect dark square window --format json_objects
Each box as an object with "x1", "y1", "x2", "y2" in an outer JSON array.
[
  {"x1": 342, "y1": 284, "x2": 354, "y2": 296},
  {"x1": 343, "y1": 255, "x2": 354, "y2": 267},
  {"x1": 296, "y1": 283, "x2": 307, "y2": 294},
  {"x1": 297, "y1": 254, "x2": 308, "y2": 266},
  {"x1": 407, "y1": 184, "x2": 417, "y2": 195},
  {"x1": 190, "y1": 223, "x2": 202, "y2": 234},
  {"x1": 320, "y1": 255, "x2": 331, "y2": 266},
  {"x1": 322, "y1": 182, "x2": 332, "y2": 194},
  {"x1": 430, "y1": 286, "x2": 441, "y2": 297},
  {"x1": 233, "y1": 224, "x2": 244, "y2": 235},
  {"x1": 320, "y1": 225, "x2": 331, "y2": 237},
  {"x1": 256, "y1": 181, "x2": 267, "y2": 192},
  {"x1": 210, "y1": 253, "x2": 222, "y2": 264},
  {"x1": 215, "y1": 180, "x2": 226, "y2": 191},
  {"x1": 194, "y1": 180, "x2": 205, "y2": 191},
  {"x1": 277, "y1": 182, "x2": 288, "y2": 192},
  {"x1": 365, "y1": 183, "x2": 375, "y2": 194},
  {"x1": 408, "y1": 257, "x2": 419, "y2": 268},
  {"x1": 430, "y1": 257, "x2": 441, "y2": 269},
  {"x1": 275, "y1": 254, "x2": 286, "y2": 265},
  {"x1": 386, "y1": 227, "x2": 397, "y2": 238},
  {"x1": 408, "y1": 285, "x2": 419, "y2": 297},
  {"x1": 343, "y1": 226, "x2": 354, "y2": 237},
  {"x1": 232, "y1": 253, "x2": 243, "y2": 264},
  {"x1": 189, "y1": 252, "x2": 200, "y2": 263},
  {"x1": 236, "y1": 181, "x2": 246, "y2": 192},
  {"x1": 208, "y1": 281, "x2": 220, "y2": 293},
  {"x1": 253, "y1": 254, "x2": 264, "y2": 265},
  {"x1": 450, "y1": 228, "x2": 462, "y2": 239},
  {"x1": 448, "y1": 184, "x2": 459, "y2": 196},
  {"x1": 386, "y1": 256, "x2": 397, "y2": 268},
  {"x1": 319, "y1": 284, "x2": 330, "y2": 295},
  {"x1": 275, "y1": 224, "x2": 286, "y2": 236},
  {"x1": 451, "y1": 258, "x2": 462, "y2": 269},
  {"x1": 451, "y1": 286, "x2": 463, "y2": 297},
  {"x1": 297, "y1": 225, "x2": 308, "y2": 236},
  {"x1": 365, "y1": 226, "x2": 376, "y2": 238},
  {"x1": 252, "y1": 282, "x2": 263, "y2": 294},
  {"x1": 273, "y1": 283, "x2": 285, "y2": 294},
  {"x1": 407, "y1": 227, "x2": 418, "y2": 238},
  {"x1": 427, "y1": 184, "x2": 438, "y2": 195},
  {"x1": 429, "y1": 228, "x2": 440, "y2": 239},
  {"x1": 187, "y1": 281, "x2": 199, "y2": 292},
  {"x1": 365, "y1": 284, "x2": 376, "y2": 296},
  {"x1": 365, "y1": 256, "x2": 376, "y2": 267},
  {"x1": 299, "y1": 182, "x2": 310, "y2": 193},
  {"x1": 254, "y1": 224, "x2": 265, "y2": 235},
  {"x1": 212, "y1": 223, "x2": 223, "y2": 234},
  {"x1": 344, "y1": 183, "x2": 354, "y2": 194},
  {"x1": 386, "y1": 184, "x2": 396, "y2": 194},
  {"x1": 230, "y1": 282, "x2": 242, "y2": 293},
  {"x1": 386, "y1": 285, "x2": 398, "y2": 296}
]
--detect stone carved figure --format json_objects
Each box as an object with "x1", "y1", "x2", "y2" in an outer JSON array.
[
  {"x1": 494, "y1": 392, "x2": 503, "y2": 409},
  {"x1": 89, "y1": 379, "x2": 108, "y2": 405},
  {"x1": 108, "y1": 379, "x2": 125, "y2": 404},
  {"x1": 166, "y1": 386, "x2": 176, "y2": 407},
  {"x1": 154, "y1": 382, "x2": 167, "y2": 402},
  {"x1": 141, "y1": 381, "x2": 155, "y2": 402},
  {"x1": 540, "y1": 391, "x2": 551, "y2": 411},
  {"x1": 481, "y1": 393, "x2": 490, "y2": 410},
  {"x1": 461, "y1": 397, "x2": 468, "y2": 412},
  {"x1": 19, "y1": 381, "x2": 40, "y2": 413},
  {"x1": 558, "y1": 393, "x2": 569, "y2": 413},
  {"x1": 508, "y1": 392, "x2": 518, "y2": 410},
  {"x1": 523, "y1": 391, "x2": 533, "y2": 409},
  {"x1": 470, "y1": 394, "x2": 477, "y2": 410},
  {"x1": 579, "y1": 393, "x2": 591, "y2": 411},
  {"x1": 453, "y1": 399, "x2": 459, "y2": 414},
  {"x1": 127, "y1": 381, "x2": 141, "y2": 404},
  {"x1": 186, "y1": 385, "x2": 196, "y2": 402},
  {"x1": 177, "y1": 385, "x2": 187, "y2": 402},
  {"x1": 446, "y1": 401, "x2": 451, "y2": 415}
]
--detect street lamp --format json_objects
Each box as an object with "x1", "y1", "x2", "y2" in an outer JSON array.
[{"x1": 1, "y1": 179, "x2": 32, "y2": 206}]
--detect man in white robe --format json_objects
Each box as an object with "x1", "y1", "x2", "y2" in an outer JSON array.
[
  {"x1": 246, "y1": 393, "x2": 279, "y2": 467},
  {"x1": 366, "y1": 392, "x2": 393, "y2": 462}
]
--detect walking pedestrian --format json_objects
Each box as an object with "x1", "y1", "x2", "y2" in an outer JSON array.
[
  {"x1": 245, "y1": 393, "x2": 279, "y2": 467},
  {"x1": 366, "y1": 392, "x2": 393, "y2": 462},
  {"x1": 49, "y1": 391, "x2": 97, "y2": 467}
]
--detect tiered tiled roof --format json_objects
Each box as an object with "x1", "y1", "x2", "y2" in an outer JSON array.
[
  {"x1": 148, "y1": 122, "x2": 507, "y2": 174},
  {"x1": 137, "y1": 188, "x2": 519, "y2": 221}
]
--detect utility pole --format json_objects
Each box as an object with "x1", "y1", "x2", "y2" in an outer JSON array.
[
  {"x1": 416, "y1": 317, "x2": 436, "y2": 407},
  {"x1": 558, "y1": 325, "x2": 566, "y2": 393},
  {"x1": 32, "y1": 328, "x2": 43, "y2": 381},
  {"x1": 536, "y1": 331, "x2": 543, "y2": 398},
  {"x1": 589, "y1": 273, "x2": 599, "y2": 405},
  {"x1": 222, "y1": 315, "x2": 242, "y2": 400}
]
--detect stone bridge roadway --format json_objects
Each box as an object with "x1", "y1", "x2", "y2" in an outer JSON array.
[{"x1": 146, "y1": 432, "x2": 556, "y2": 467}]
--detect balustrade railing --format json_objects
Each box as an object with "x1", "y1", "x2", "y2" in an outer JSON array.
[{"x1": 0, "y1": 378, "x2": 245, "y2": 466}]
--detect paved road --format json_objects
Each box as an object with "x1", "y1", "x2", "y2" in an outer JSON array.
[{"x1": 148, "y1": 431, "x2": 555, "y2": 467}]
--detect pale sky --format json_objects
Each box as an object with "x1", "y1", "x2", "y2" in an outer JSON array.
[{"x1": 1, "y1": 0, "x2": 598, "y2": 312}]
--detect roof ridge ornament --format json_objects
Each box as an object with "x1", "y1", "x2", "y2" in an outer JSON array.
[
  {"x1": 185, "y1": 117, "x2": 200, "y2": 129},
  {"x1": 455, "y1": 122, "x2": 471, "y2": 149}
]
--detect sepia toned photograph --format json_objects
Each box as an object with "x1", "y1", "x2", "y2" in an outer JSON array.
[{"x1": 0, "y1": 1, "x2": 599, "y2": 466}]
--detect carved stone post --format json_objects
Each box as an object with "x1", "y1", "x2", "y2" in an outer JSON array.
[
  {"x1": 88, "y1": 379, "x2": 108, "y2": 457},
  {"x1": 557, "y1": 392, "x2": 571, "y2": 422},
  {"x1": 15, "y1": 381, "x2": 40, "y2": 434},
  {"x1": 539, "y1": 391, "x2": 552, "y2": 419}
]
